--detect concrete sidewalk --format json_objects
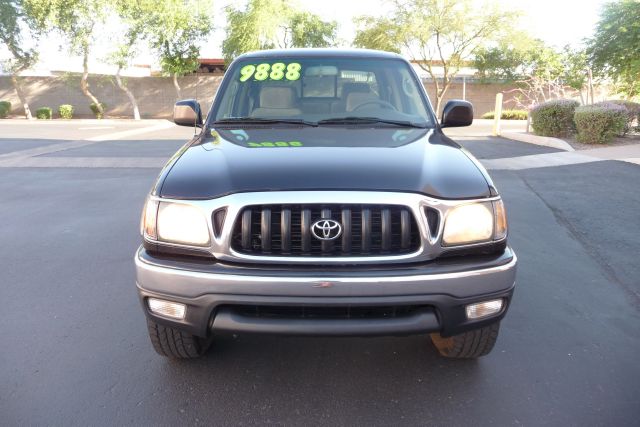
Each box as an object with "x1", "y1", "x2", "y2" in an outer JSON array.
[{"x1": 581, "y1": 144, "x2": 640, "y2": 166}]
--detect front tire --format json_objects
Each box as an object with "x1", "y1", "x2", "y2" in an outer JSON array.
[
  {"x1": 146, "y1": 318, "x2": 212, "y2": 359},
  {"x1": 430, "y1": 322, "x2": 500, "y2": 359}
]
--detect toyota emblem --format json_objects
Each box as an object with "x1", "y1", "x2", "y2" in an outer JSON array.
[{"x1": 311, "y1": 219, "x2": 342, "y2": 241}]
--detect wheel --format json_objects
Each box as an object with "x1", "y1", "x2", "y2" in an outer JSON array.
[
  {"x1": 146, "y1": 318, "x2": 212, "y2": 359},
  {"x1": 430, "y1": 322, "x2": 500, "y2": 359}
]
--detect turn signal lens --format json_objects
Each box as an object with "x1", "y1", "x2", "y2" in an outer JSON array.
[
  {"x1": 148, "y1": 298, "x2": 186, "y2": 320},
  {"x1": 466, "y1": 299, "x2": 503, "y2": 320},
  {"x1": 142, "y1": 199, "x2": 159, "y2": 240},
  {"x1": 493, "y1": 199, "x2": 508, "y2": 240}
]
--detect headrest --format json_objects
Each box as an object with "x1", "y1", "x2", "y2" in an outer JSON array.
[
  {"x1": 259, "y1": 86, "x2": 297, "y2": 109},
  {"x1": 342, "y1": 82, "x2": 370, "y2": 97},
  {"x1": 346, "y1": 92, "x2": 378, "y2": 111}
]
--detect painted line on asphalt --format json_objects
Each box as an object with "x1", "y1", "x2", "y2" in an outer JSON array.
[
  {"x1": 0, "y1": 121, "x2": 177, "y2": 165},
  {"x1": 0, "y1": 140, "x2": 98, "y2": 162},
  {"x1": 482, "y1": 151, "x2": 605, "y2": 170},
  {"x1": 78, "y1": 126, "x2": 115, "y2": 130},
  {"x1": 86, "y1": 121, "x2": 174, "y2": 141},
  {"x1": 0, "y1": 156, "x2": 167, "y2": 168}
]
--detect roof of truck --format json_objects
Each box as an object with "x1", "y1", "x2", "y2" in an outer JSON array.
[{"x1": 236, "y1": 48, "x2": 403, "y2": 60}]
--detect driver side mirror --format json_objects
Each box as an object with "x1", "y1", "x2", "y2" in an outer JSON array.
[
  {"x1": 173, "y1": 99, "x2": 203, "y2": 127},
  {"x1": 441, "y1": 100, "x2": 473, "y2": 128}
]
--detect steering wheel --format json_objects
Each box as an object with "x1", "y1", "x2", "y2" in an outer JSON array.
[{"x1": 353, "y1": 100, "x2": 397, "y2": 111}]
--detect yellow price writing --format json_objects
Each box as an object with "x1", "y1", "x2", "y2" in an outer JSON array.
[
  {"x1": 247, "y1": 141, "x2": 303, "y2": 148},
  {"x1": 239, "y1": 63, "x2": 302, "y2": 82}
]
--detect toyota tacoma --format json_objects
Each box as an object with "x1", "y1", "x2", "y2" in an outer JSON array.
[{"x1": 136, "y1": 49, "x2": 517, "y2": 359}]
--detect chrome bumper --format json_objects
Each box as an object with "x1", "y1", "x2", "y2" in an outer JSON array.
[{"x1": 135, "y1": 247, "x2": 517, "y2": 337}]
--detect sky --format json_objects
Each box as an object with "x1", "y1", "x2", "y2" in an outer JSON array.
[
  {"x1": 1, "y1": 0, "x2": 608, "y2": 74},
  {"x1": 200, "y1": 0, "x2": 607, "y2": 56}
]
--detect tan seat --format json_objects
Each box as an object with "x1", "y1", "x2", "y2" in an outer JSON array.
[
  {"x1": 251, "y1": 86, "x2": 301, "y2": 117},
  {"x1": 346, "y1": 91, "x2": 379, "y2": 112},
  {"x1": 332, "y1": 82, "x2": 371, "y2": 113}
]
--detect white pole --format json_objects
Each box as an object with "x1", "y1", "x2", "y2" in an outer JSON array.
[
  {"x1": 492, "y1": 93, "x2": 503, "y2": 136},
  {"x1": 462, "y1": 76, "x2": 466, "y2": 101}
]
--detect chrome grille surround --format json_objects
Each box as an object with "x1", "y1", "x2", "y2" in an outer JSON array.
[{"x1": 144, "y1": 191, "x2": 504, "y2": 265}]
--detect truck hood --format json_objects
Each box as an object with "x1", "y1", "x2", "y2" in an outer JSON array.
[{"x1": 158, "y1": 126, "x2": 494, "y2": 200}]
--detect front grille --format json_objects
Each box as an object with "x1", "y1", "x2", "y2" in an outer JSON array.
[
  {"x1": 229, "y1": 305, "x2": 426, "y2": 319},
  {"x1": 231, "y1": 204, "x2": 420, "y2": 256}
]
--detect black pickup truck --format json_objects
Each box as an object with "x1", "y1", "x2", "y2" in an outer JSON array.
[{"x1": 136, "y1": 48, "x2": 517, "y2": 359}]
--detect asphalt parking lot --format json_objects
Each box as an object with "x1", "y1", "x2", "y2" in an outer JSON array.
[{"x1": 1, "y1": 120, "x2": 639, "y2": 426}]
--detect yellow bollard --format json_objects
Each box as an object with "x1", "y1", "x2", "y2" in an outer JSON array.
[{"x1": 492, "y1": 93, "x2": 503, "y2": 136}]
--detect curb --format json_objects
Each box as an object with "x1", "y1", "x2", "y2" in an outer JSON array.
[{"x1": 501, "y1": 131, "x2": 574, "y2": 152}]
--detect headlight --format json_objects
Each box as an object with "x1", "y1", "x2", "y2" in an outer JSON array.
[
  {"x1": 442, "y1": 200, "x2": 507, "y2": 246},
  {"x1": 141, "y1": 199, "x2": 210, "y2": 246}
]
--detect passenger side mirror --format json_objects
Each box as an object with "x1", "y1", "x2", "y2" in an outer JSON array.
[
  {"x1": 441, "y1": 100, "x2": 473, "y2": 128},
  {"x1": 173, "y1": 99, "x2": 203, "y2": 127}
]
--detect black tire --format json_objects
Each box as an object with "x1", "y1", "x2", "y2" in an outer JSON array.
[
  {"x1": 430, "y1": 322, "x2": 500, "y2": 359},
  {"x1": 146, "y1": 318, "x2": 212, "y2": 359}
]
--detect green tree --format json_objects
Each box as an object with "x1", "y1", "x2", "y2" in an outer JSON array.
[
  {"x1": 353, "y1": 16, "x2": 401, "y2": 54},
  {"x1": 0, "y1": 0, "x2": 39, "y2": 119},
  {"x1": 106, "y1": 0, "x2": 147, "y2": 120},
  {"x1": 474, "y1": 40, "x2": 591, "y2": 104},
  {"x1": 25, "y1": 0, "x2": 108, "y2": 116},
  {"x1": 290, "y1": 12, "x2": 337, "y2": 48},
  {"x1": 473, "y1": 34, "x2": 548, "y2": 82},
  {"x1": 143, "y1": 0, "x2": 213, "y2": 99},
  {"x1": 222, "y1": 0, "x2": 338, "y2": 64},
  {"x1": 354, "y1": 0, "x2": 515, "y2": 113},
  {"x1": 587, "y1": 0, "x2": 640, "y2": 99}
]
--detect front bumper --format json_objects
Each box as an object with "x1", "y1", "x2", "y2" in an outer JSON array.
[{"x1": 135, "y1": 247, "x2": 517, "y2": 338}]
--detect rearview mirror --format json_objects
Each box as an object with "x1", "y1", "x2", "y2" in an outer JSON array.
[
  {"x1": 441, "y1": 100, "x2": 473, "y2": 128},
  {"x1": 173, "y1": 99, "x2": 203, "y2": 127}
]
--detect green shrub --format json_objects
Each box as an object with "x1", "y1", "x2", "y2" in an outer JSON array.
[
  {"x1": 530, "y1": 99, "x2": 580, "y2": 137},
  {"x1": 0, "y1": 101, "x2": 11, "y2": 118},
  {"x1": 36, "y1": 107, "x2": 52, "y2": 120},
  {"x1": 58, "y1": 104, "x2": 74, "y2": 119},
  {"x1": 90, "y1": 102, "x2": 106, "y2": 119},
  {"x1": 482, "y1": 109, "x2": 528, "y2": 120},
  {"x1": 574, "y1": 104, "x2": 627, "y2": 144},
  {"x1": 594, "y1": 100, "x2": 640, "y2": 135}
]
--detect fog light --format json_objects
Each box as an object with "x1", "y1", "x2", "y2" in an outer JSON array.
[
  {"x1": 148, "y1": 298, "x2": 186, "y2": 320},
  {"x1": 466, "y1": 299, "x2": 503, "y2": 320}
]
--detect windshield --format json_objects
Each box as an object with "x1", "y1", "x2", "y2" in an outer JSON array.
[{"x1": 212, "y1": 56, "x2": 434, "y2": 128}]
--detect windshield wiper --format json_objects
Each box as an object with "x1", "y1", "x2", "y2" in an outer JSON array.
[
  {"x1": 213, "y1": 117, "x2": 318, "y2": 127},
  {"x1": 317, "y1": 117, "x2": 427, "y2": 128}
]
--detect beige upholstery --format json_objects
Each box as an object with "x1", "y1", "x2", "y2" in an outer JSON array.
[
  {"x1": 331, "y1": 82, "x2": 371, "y2": 113},
  {"x1": 346, "y1": 91, "x2": 379, "y2": 111},
  {"x1": 251, "y1": 86, "x2": 301, "y2": 117}
]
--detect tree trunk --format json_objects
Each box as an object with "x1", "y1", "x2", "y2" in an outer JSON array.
[
  {"x1": 587, "y1": 68, "x2": 595, "y2": 105},
  {"x1": 115, "y1": 66, "x2": 140, "y2": 120},
  {"x1": 173, "y1": 73, "x2": 182, "y2": 100},
  {"x1": 11, "y1": 74, "x2": 32, "y2": 120},
  {"x1": 434, "y1": 78, "x2": 453, "y2": 118},
  {"x1": 80, "y1": 45, "x2": 104, "y2": 117}
]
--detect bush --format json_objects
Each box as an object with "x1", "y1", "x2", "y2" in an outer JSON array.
[
  {"x1": 0, "y1": 101, "x2": 11, "y2": 118},
  {"x1": 58, "y1": 104, "x2": 74, "y2": 119},
  {"x1": 36, "y1": 107, "x2": 52, "y2": 120},
  {"x1": 482, "y1": 109, "x2": 528, "y2": 120},
  {"x1": 90, "y1": 102, "x2": 106, "y2": 119},
  {"x1": 574, "y1": 104, "x2": 627, "y2": 144},
  {"x1": 594, "y1": 100, "x2": 640, "y2": 135},
  {"x1": 530, "y1": 99, "x2": 580, "y2": 137}
]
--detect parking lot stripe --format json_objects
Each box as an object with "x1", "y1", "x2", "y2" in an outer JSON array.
[
  {"x1": 0, "y1": 156, "x2": 167, "y2": 168},
  {"x1": 483, "y1": 151, "x2": 605, "y2": 170},
  {"x1": 86, "y1": 121, "x2": 174, "y2": 142}
]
